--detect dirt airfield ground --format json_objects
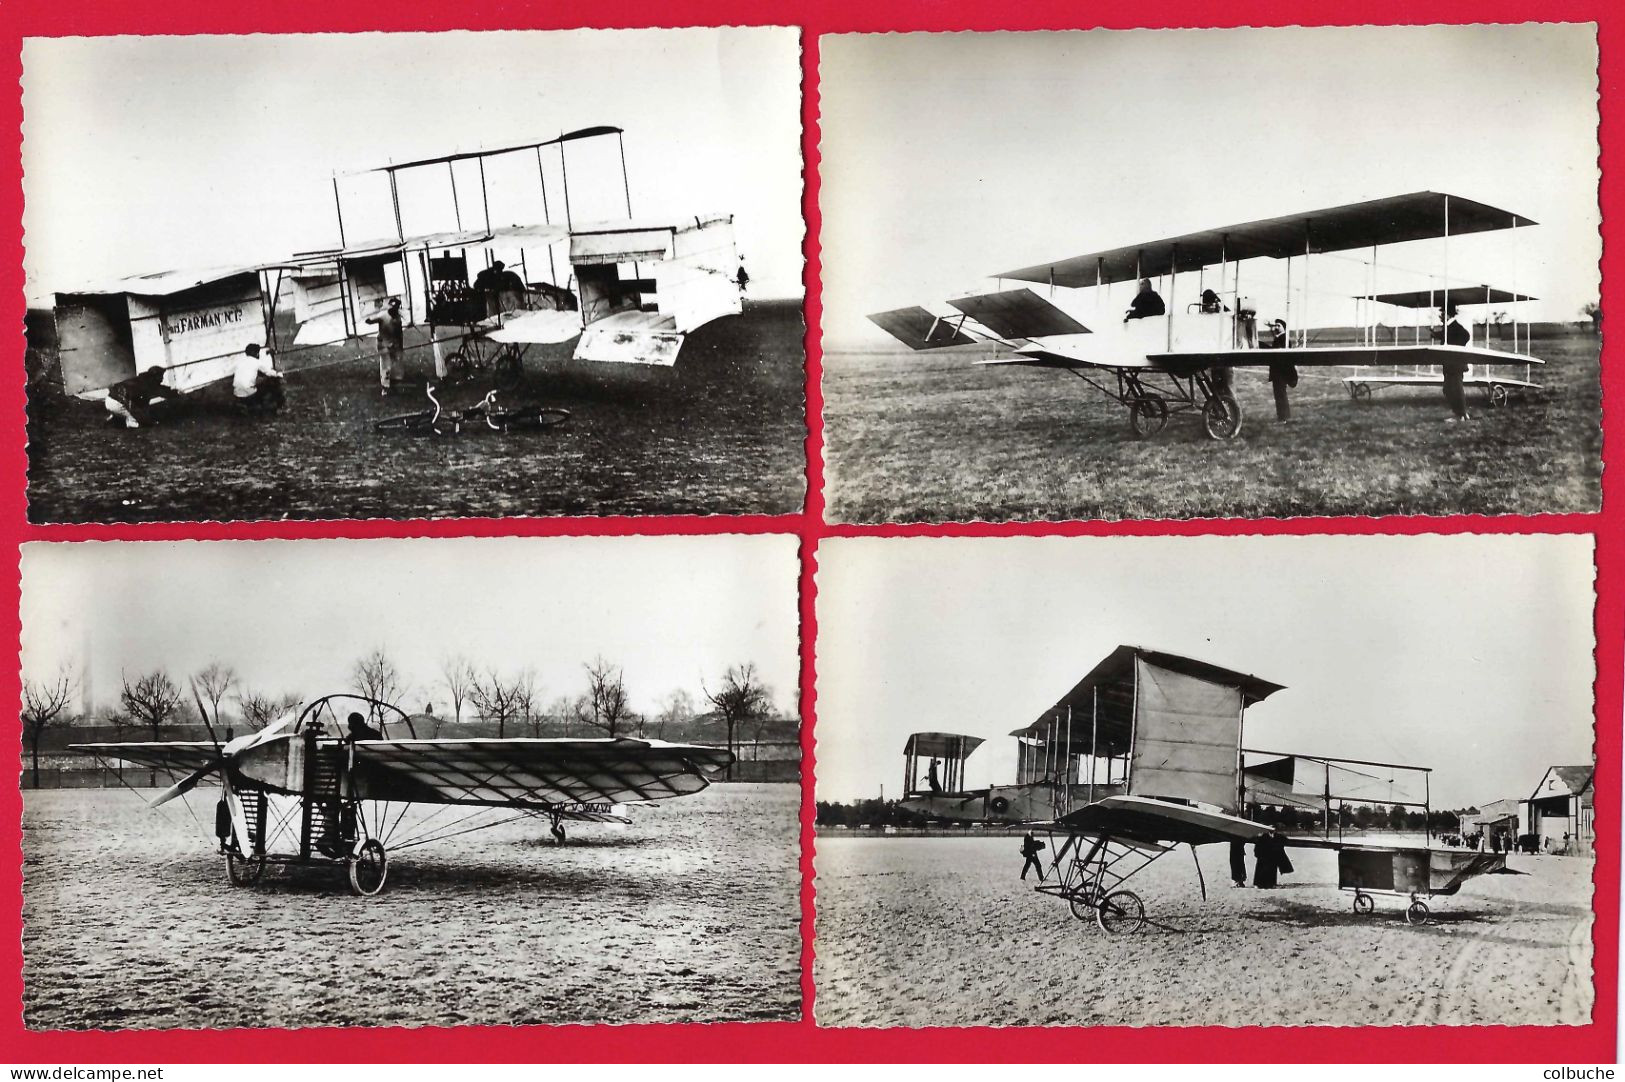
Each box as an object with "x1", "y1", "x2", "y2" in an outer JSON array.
[
  {"x1": 27, "y1": 299, "x2": 805, "y2": 523},
  {"x1": 814, "y1": 835, "x2": 1593, "y2": 1028},
  {"x1": 823, "y1": 330, "x2": 1601, "y2": 523},
  {"x1": 23, "y1": 784, "x2": 801, "y2": 1029}
]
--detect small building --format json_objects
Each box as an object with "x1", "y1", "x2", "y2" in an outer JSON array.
[
  {"x1": 1460, "y1": 798, "x2": 1521, "y2": 844},
  {"x1": 1522, "y1": 765, "x2": 1594, "y2": 855}
]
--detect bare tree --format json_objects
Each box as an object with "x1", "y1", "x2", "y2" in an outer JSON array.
[
  {"x1": 120, "y1": 669, "x2": 183, "y2": 740},
  {"x1": 469, "y1": 668, "x2": 527, "y2": 738},
  {"x1": 193, "y1": 660, "x2": 238, "y2": 729},
  {"x1": 1582, "y1": 301, "x2": 1601, "y2": 334},
  {"x1": 440, "y1": 654, "x2": 476, "y2": 726},
  {"x1": 351, "y1": 648, "x2": 405, "y2": 714},
  {"x1": 584, "y1": 656, "x2": 632, "y2": 738},
  {"x1": 704, "y1": 663, "x2": 770, "y2": 780},
  {"x1": 22, "y1": 666, "x2": 77, "y2": 788},
  {"x1": 513, "y1": 669, "x2": 540, "y2": 737},
  {"x1": 237, "y1": 689, "x2": 302, "y2": 730},
  {"x1": 656, "y1": 688, "x2": 696, "y2": 740}
]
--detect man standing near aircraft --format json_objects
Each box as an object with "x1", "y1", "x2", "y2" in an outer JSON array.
[
  {"x1": 1439, "y1": 301, "x2": 1473, "y2": 422},
  {"x1": 1261, "y1": 318, "x2": 1296, "y2": 423},
  {"x1": 102, "y1": 366, "x2": 177, "y2": 429},
  {"x1": 1124, "y1": 278, "x2": 1165, "y2": 321},
  {"x1": 1019, "y1": 831, "x2": 1046, "y2": 881},
  {"x1": 365, "y1": 296, "x2": 406, "y2": 395}
]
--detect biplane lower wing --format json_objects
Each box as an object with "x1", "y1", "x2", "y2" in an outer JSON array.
[
  {"x1": 1150, "y1": 344, "x2": 1544, "y2": 373},
  {"x1": 348, "y1": 737, "x2": 734, "y2": 809},
  {"x1": 1057, "y1": 794, "x2": 1271, "y2": 847}
]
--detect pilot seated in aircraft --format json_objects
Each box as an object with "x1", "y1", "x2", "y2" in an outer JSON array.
[
  {"x1": 346, "y1": 711, "x2": 384, "y2": 742},
  {"x1": 1124, "y1": 278, "x2": 1166, "y2": 322},
  {"x1": 926, "y1": 758, "x2": 943, "y2": 794},
  {"x1": 103, "y1": 366, "x2": 178, "y2": 429},
  {"x1": 1198, "y1": 288, "x2": 1229, "y2": 314}
]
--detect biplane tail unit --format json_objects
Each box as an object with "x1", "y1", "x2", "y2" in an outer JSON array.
[
  {"x1": 52, "y1": 125, "x2": 744, "y2": 404},
  {"x1": 897, "y1": 645, "x2": 1505, "y2": 934},
  {"x1": 72, "y1": 692, "x2": 733, "y2": 896},
  {"x1": 869, "y1": 192, "x2": 1543, "y2": 440}
]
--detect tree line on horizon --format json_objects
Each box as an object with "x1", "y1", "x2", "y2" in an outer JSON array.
[{"x1": 22, "y1": 650, "x2": 795, "y2": 787}]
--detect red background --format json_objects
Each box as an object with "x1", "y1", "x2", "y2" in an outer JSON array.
[{"x1": 0, "y1": 0, "x2": 1617, "y2": 1063}]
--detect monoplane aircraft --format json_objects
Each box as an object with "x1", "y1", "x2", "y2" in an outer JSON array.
[
  {"x1": 73, "y1": 693, "x2": 733, "y2": 896},
  {"x1": 897, "y1": 646, "x2": 1505, "y2": 932},
  {"x1": 869, "y1": 193, "x2": 1543, "y2": 439}
]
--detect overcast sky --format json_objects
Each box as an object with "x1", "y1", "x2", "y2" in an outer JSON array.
[
  {"x1": 21, "y1": 536, "x2": 800, "y2": 722},
  {"x1": 821, "y1": 24, "x2": 1599, "y2": 345},
  {"x1": 816, "y1": 534, "x2": 1595, "y2": 810},
  {"x1": 22, "y1": 28, "x2": 804, "y2": 300}
]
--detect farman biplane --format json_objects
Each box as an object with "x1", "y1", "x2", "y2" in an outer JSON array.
[
  {"x1": 900, "y1": 646, "x2": 1505, "y2": 933},
  {"x1": 870, "y1": 192, "x2": 1543, "y2": 439}
]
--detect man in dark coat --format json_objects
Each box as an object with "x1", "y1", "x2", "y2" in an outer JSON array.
[
  {"x1": 1019, "y1": 831, "x2": 1046, "y2": 881},
  {"x1": 1261, "y1": 318, "x2": 1298, "y2": 422},
  {"x1": 1229, "y1": 838, "x2": 1248, "y2": 887},
  {"x1": 103, "y1": 366, "x2": 177, "y2": 428},
  {"x1": 1252, "y1": 831, "x2": 1294, "y2": 888},
  {"x1": 1124, "y1": 278, "x2": 1166, "y2": 321},
  {"x1": 1438, "y1": 301, "x2": 1472, "y2": 422}
]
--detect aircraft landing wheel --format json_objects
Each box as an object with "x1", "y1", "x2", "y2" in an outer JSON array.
[
  {"x1": 1128, "y1": 395, "x2": 1170, "y2": 440},
  {"x1": 1203, "y1": 394, "x2": 1243, "y2": 440},
  {"x1": 1350, "y1": 382, "x2": 1372, "y2": 402},
  {"x1": 494, "y1": 348, "x2": 523, "y2": 392},
  {"x1": 1405, "y1": 899, "x2": 1430, "y2": 925},
  {"x1": 1352, "y1": 892, "x2": 1374, "y2": 915},
  {"x1": 226, "y1": 848, "x2": 265, "y2": 887},
  {"x1": 443, "y1": 348, "x2": 474, "y2": 385},
  {"x1": 1488, "y1": 384, "x2": 1510, "y2": 408},
  {"x1": 1096, "y1": 890, "x2": 1146, "y2": 935},
  {"x1": 347, "y1": 839, "x2": 389, "y2": 897},
  {"x1": 1067, "y1": 888, "x2": 1098, "y2": 922}
]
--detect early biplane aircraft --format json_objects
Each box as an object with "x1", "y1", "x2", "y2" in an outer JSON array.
[
  {"x1": 868, "y1": 193, "x2": 1543, "y2": 439},
  {"x1": 51, "y1": 126, "x2": 744, "y2": 404},
  {"x1": 73, "y1": 693, "x2": 733, "y2": 896},
  {"x1": 1342, "y1": 284, "x2": 1540, "y2": 405},
  {"x1": 898, "y1": 646, "x2": 1505, "y2": 932}
]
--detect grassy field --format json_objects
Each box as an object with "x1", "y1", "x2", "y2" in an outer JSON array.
[
  {"x1": 27, "y1": 299, "x2": 806, "y2": 523},
  {"x1": 823, "y1": 330, "x2": 1601, "y2": 523}
]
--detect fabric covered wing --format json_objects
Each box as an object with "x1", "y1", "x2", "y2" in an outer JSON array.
[
  {"x1": 1152, "y1": 344, "x2": 1543, "y2": 373},
  {"x1": 1059, "y1": 795, "x2": 1269, "y2": 847},
  {"x1": 70, "y1": 741, "x2": 222, "y2": 775},
  {"x1": 1127, "y1": 656, "x2": 1244, "y2": 811},
  {"x1": 350, "y1": 737, "x2": 733, "y2": 808}
]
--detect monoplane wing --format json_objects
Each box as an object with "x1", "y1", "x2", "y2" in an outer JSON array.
[
  {"x1": 347, "y1": 737, "x2": 734, "y2": 809},
  {"x1": 70, "y1": 741, "x2": 221, "y2": 775},
  {"x1": 1057, "y1": 794, "x2": 1271, "y2": 847}
]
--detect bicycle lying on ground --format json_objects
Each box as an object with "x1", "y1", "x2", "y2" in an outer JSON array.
[{"x1": 373, "y1": 384, "x2": 570, "y2": 436}]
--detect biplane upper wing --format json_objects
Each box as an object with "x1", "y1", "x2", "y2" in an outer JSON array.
[
  {"x1": 1149, "y1": 344, "x2": 1545, "y2": 373},
  {"x1": 997, "y1": 192, "x2": 1535, "y2": 288},
  {"x1": 1057, "y1": 794, "x2": 1271, "y2": 847},
  {"x1": 348, "y1": 737, "x2": 735, "y2": 809}
]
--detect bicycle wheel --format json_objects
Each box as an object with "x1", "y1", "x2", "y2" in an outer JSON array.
[
  {"x1": 373, "y1": 411, "x2": 436, "y2": 435},
  {"x1": 494, "y1": 406, "x2": 571, "y2": 432},
  {"x1": 493, "y1": 348, "x2": 524, "y2": 391}
]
